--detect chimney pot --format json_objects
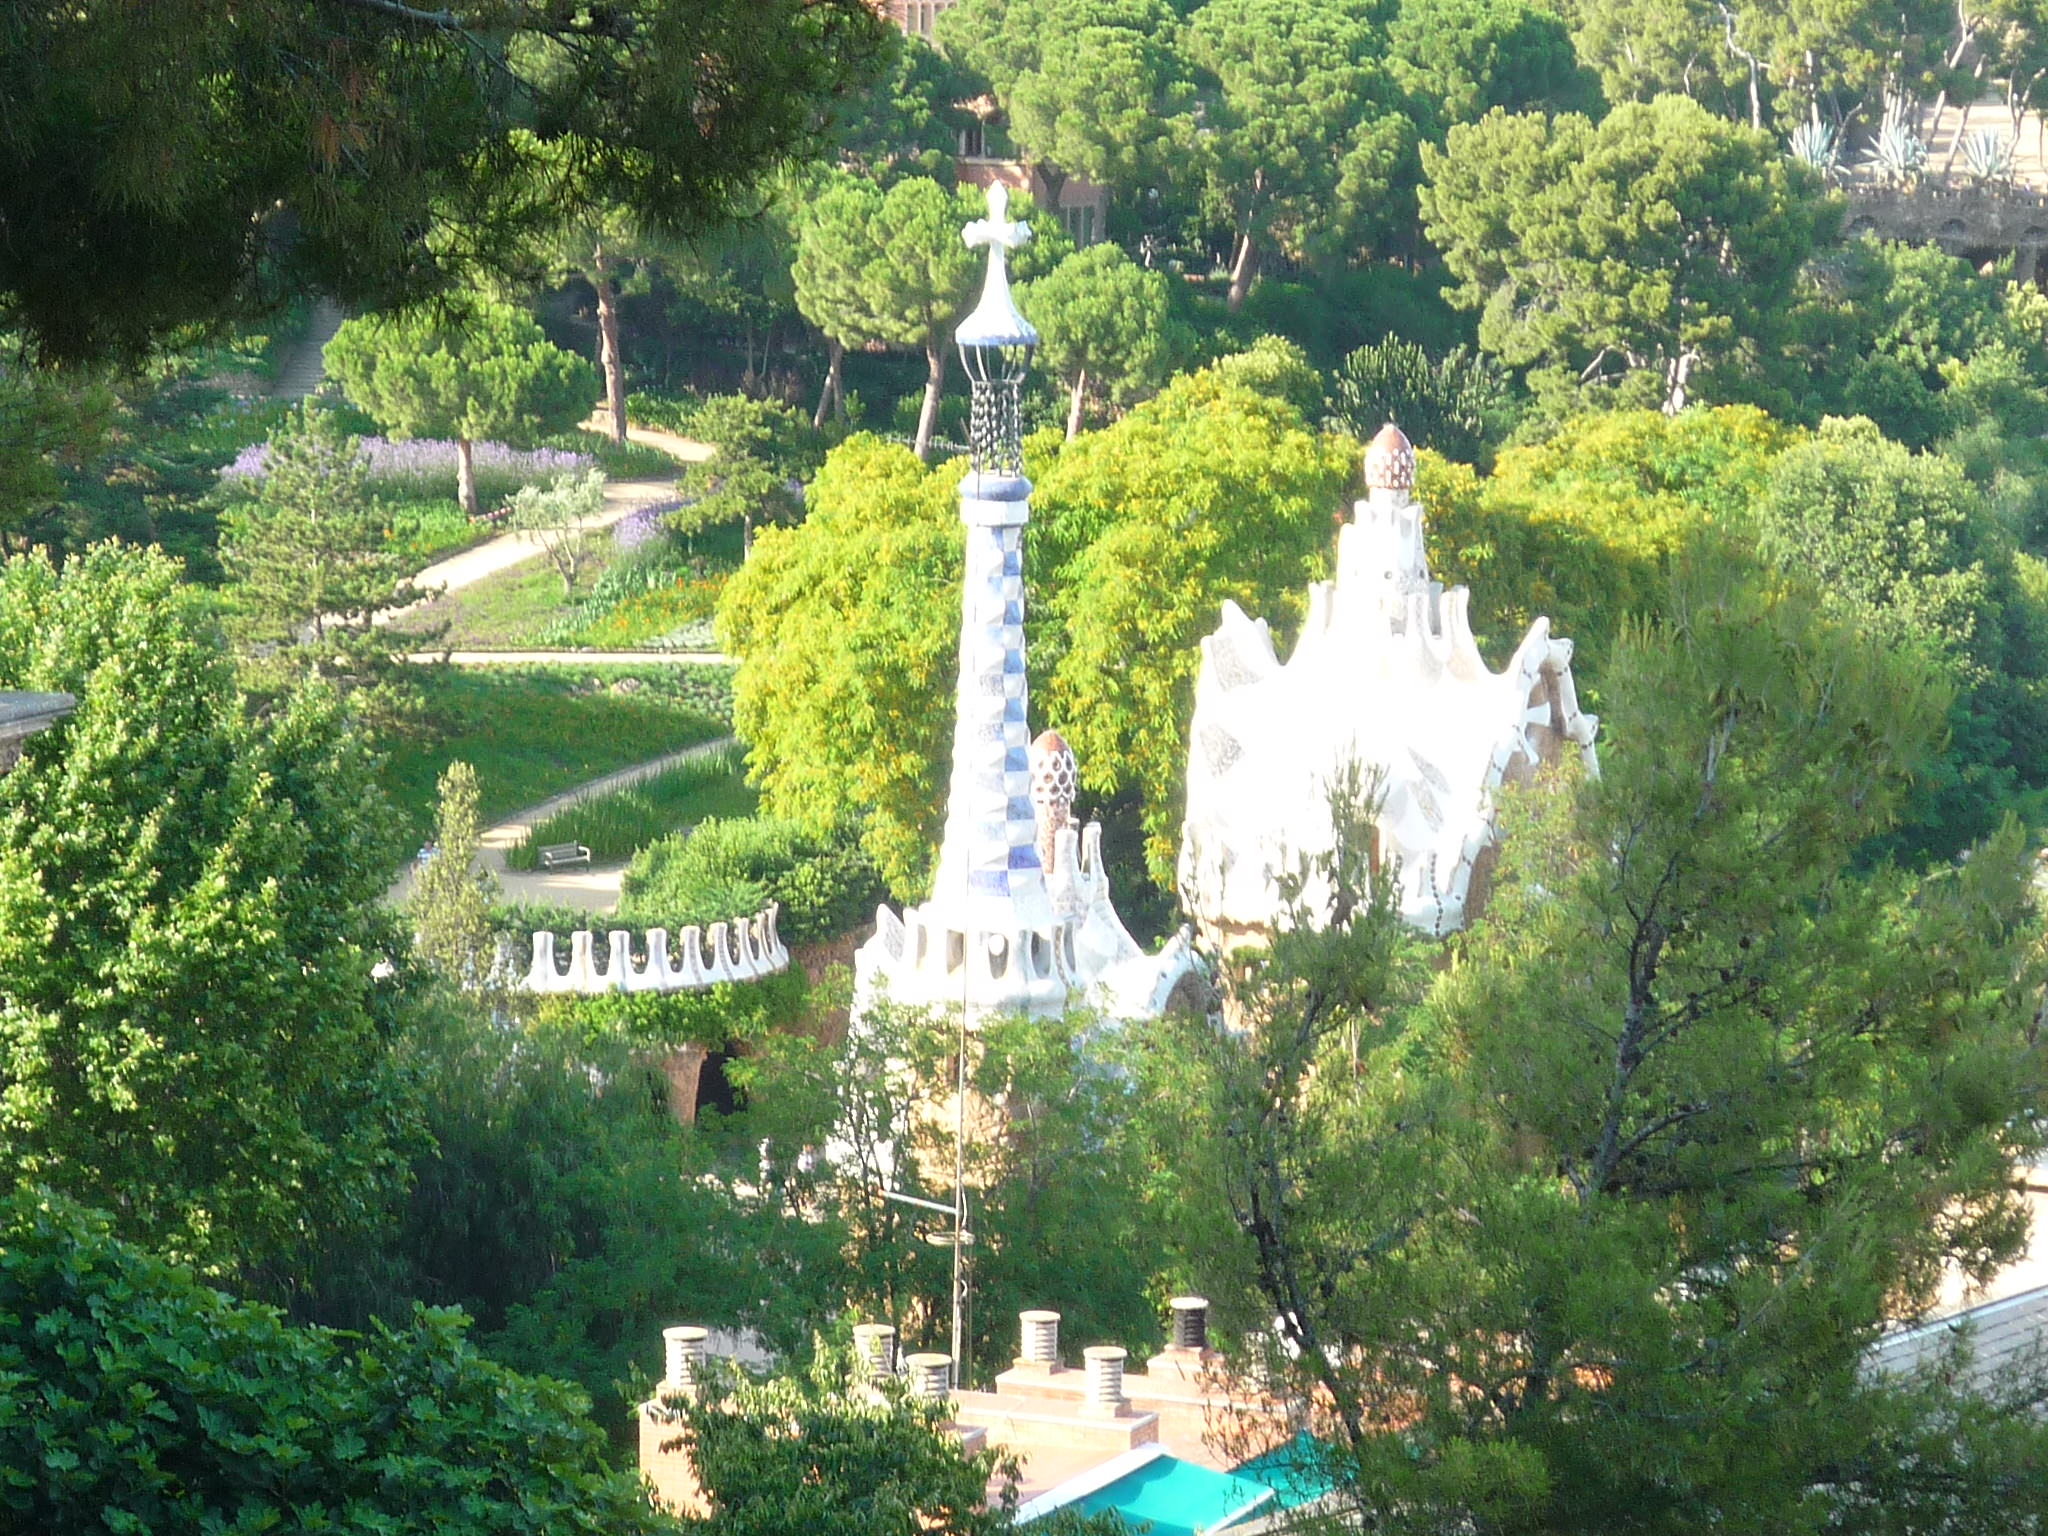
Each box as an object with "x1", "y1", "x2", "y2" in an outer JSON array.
[
  {"x1": 663, "y1": 1325, "x2": 710, "y2": 1396},
  {"x1": 1082, "y1": 1344, "x2": 1128, "y2": 1413},
  {"x1": 1169, "y1": 1295, "x2": 1210, "y2": 1352},
  {"x1": 1019, "y1": 1308, "x2": 1061, "y2": 1365},
  {"x1": 904, "y1": 1350, "x2": 954, "y2": 1399},
  {"x1": 852, "y1": 1323, "x2": 899, "y2": 1383}
]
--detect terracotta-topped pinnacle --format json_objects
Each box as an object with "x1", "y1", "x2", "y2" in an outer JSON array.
[
  {"x1": 1031, "y1": 728, "x2": 1069, "y2": 755},
  {"x1": 1364, "y1": 422, "x2": 1416, "y2": 492}
]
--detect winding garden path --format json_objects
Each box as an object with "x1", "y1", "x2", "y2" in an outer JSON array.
[{"x1": 385, "y1": 733, "x2": 739, "y2": 913}]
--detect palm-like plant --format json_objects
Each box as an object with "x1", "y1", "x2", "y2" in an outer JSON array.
[
  {"x1": 1789, "y1": 119, "x2": 1840, "y2": 178},
  {"x1": 1960, "y1": 129, "x2": 2016, "y2": 183},
  {"x1": 1863, "y1": 121, "x2": 1929, "y2": 185}
]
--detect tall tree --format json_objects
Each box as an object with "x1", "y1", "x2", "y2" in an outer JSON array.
[
  {"x1": 0, "y1": 0, "x2": 889, "y2": 365},
  {"x1": 1020, "y1": 245, "x2": 1182, "y2": 437},
  {"x1": 871, "y1": 178, "x2": 983, "y2": 462},
  {"x1": 1002, "y1": 2, "x2": 1196, "y2": 209},
  {"x1": 0, "y1": 544, "x2": 420, "y2": 1288},
  {"x1": 1182, "y1": 0, "x2": 1417, "y2": 310},
  {"x1": 1166, "y1": 568, "x2": 2048, "y2": 1530},
  {"x1": 1387, "y1": 0, "x2": 1603, "y2": 131},
  {"x1": 832, "y1": 34, "x2": 983, "y2": 186},
  {"x1": 718, "y1": 435, "x2": 964, "y2": 893},
  {"x1": 325, "y1": 300, "x2": 597, "y2": 517},
  {"x1": 793, "y1": 175, "x2": 892, "y2": 429},
  {"x1": 792, "y1": 179, "x2": 1066, "y2": 461},
  {"x1": 1420, "y1": 95, "x2": 1833, "y2": 413}
]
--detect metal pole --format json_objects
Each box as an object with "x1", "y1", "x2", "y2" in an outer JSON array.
[{"x1": 952, "y1": 1003, "x2": 968, "y2": 1386}]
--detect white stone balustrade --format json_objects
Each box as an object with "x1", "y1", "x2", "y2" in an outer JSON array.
[{"x1": 521, "y1": 903, "x2": 790, "y2": 995}]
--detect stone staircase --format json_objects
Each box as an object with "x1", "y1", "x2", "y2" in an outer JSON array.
[{"x1": 270, "y1": 297, "x2": 346, "y2": 401}]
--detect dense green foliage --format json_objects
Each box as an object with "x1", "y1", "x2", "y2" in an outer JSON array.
[
  {"x1": 621, "y1": 814, "x2": 886, "y2": 946},
  {"x1": 0, "y1": 1186, "x2": 678, "y2": 1535},
  {"x1": 1154, "y1": 571, "x2": 2048, "y2": 1529},
  {"x1": 672, "y1": 1347, "x2": 1131, "y2": 1536},
  {"x1": 1421, "y1": 96, "x2": 1834, "y2": 414},
  {"x1": 720, "y1": 349, "x2": 1347, "y2": 895},
  {"x1": 0, "y1": 0, "x2": 888, "y2": 363},
  {"x1": 1326, "y1": 337, "x2": 1509, "y2": 464},
  {"x1": 0, "y1": 545, "x2": 419, "y2": 1287}
]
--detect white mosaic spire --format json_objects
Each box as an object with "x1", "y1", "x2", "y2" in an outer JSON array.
[{"x1": 852, "y1": 186, "x2": 1196, "y2": 1027}]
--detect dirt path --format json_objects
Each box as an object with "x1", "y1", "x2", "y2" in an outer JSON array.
[{"x1": 385, "y1": 734, "x2": 738, "y2": 913}]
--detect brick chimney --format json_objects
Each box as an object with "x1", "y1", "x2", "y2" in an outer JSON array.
[{"x1": 639, "y1": 1325, "x2": 713, "y2": 1516}]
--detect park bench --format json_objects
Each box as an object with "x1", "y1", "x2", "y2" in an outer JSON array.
[{"x1": 538, "y1": 842, "x2": 591, "y2": 870}]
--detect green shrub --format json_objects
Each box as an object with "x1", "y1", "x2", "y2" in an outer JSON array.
[
  {"x1": 506, "y1": 742, "x2": 755, "y2": 869},
  {"x1": 531, "y1": 966, "x2": 810, "y2": 1053},
  {"x1": 621, "y1": 814, "x2": 884, "y2": 946},
  {"x1": 625, "y1": 390, "x2": 702, "y2": 436},
  {"x1": 0, "y1": 1187, "x2": 671, "y2": 1535},
  {"x1": 383, "y1": 497, "x2": 481, "y2": 563}
]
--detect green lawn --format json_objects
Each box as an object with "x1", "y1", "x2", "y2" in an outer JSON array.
[
  {"x1": 389, "y1": 538, "x2": 620, "y2": 648},
  {"x1": 381, "y1": 665, "x2": 732, "y2": 842},
  {"x1": 503, "y1": 740, "x2": 757, "y2": 869}
]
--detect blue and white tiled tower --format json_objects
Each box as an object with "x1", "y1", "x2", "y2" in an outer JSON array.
[{"x1": 854, "y1": 186, "x2": 1197, "y2": 1026}]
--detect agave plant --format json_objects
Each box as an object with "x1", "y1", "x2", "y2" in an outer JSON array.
[
  {"x1": 1788, "y1": 119, "x2": 1840, "y2": 177},
  {"x1": 1960, "y1": 128, "x2": 2016, "y2": 183},
  {"x1": 1862, "y1": 121, "x2": 1929, "y2": 184}
]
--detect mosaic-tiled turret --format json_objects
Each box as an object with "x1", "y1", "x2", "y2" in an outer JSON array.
[{"x1": 854, "y1": 185, "x2": 1196, "y2": 1026}]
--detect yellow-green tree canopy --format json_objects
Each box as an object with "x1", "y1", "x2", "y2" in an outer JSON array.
[{"x1": 718, "y1": 353, "x2": 1351, "y2": 897}]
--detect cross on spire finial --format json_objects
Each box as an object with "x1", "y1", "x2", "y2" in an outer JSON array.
[{"x1": 964, "y1": 181, "x2": 1031, "y2": 257}]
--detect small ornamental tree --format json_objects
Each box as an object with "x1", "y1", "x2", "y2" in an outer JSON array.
[
  {"x1": 0, "y1": 1187, "x2": 677, "y2": 1536},
  {"x1": 326, "y1": 300, "x2": 598, "y2": 517},
  {"x1": 675, "y1": 395, "x2": 822, "y2": 555},
  {"x1": 506, "y1": 469, "x2": 609, "y2": 596},
  {"x1": 219, "y1": 402, "x2": 418, "y2": 645},
  {"x1": 1020, "y1": 244, "x2": 1183, "y2": 438}
]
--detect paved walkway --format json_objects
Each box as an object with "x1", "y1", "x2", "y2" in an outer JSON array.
[
  {"x1": 391, "y1": 476, "x2": 684, "y2": 614},
  {"x1": 408, "y1": 648, "x2": 733, "y2": 666},
  {"x1": 270, "y1": 298, "x2": 346, "y2": 400},
  {"x1": 386, "y1": 735, "x2": 738, "y2": 913},
  {"x1": 585, "y1": 412, "x2": 717, "y2": 465}
]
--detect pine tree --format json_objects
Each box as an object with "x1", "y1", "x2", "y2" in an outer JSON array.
[{"x1": 220, "y1": 404, "x2": 416, "y2": 646}]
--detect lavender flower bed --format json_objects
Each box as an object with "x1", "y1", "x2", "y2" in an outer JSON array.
[
  {"x1": 221, "y1": 437, "x2": 595, "y2": 505},
  {"x1": 611, "y1": 498, "x2": 687, "y2": 552}
]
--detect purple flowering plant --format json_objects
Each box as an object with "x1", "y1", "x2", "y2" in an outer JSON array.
[{"x1": 222, "y1": 436, "x2": 594, "y2": 507}]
